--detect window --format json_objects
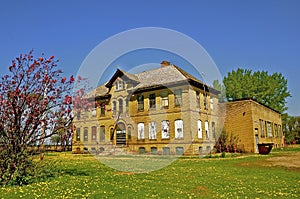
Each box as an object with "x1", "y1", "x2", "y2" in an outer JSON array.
[
  {"x1": 138, "y1": 123, "x2": 145, "y2": 140},
  {"x1": 92, "y1": 108, "x2": 96, "y2": 117},
  {"x1": 115, "y1": 79, "x2": 124, "y2": 91},
  {"x1": 139, "y1": 147, "x2": 146, "y2": 154},
  {"x1": 278, "y1": 125, "x2": 282, "y2": 137},
  {"x1": 163, "y1": 147, "x2": 170, "y2": 155},
  {"x1": 128, "y1": 126, "x2": 132, "y2": 140},
  {"x1": 92, "y1": 126, "x2": 97, "y2": 141},
  {"x1": 206, "y1": 146, "x2": 211, "y2": 154},
  {"x1": 76, "y1": 128, "x2": 81, "y2": 141},
  {"x1": 212, "y1": 122, "x2": 216, "y2": 138},
  {"x1": 149, "y1": 122, "x2": 157, "y2": 139},
  {"x1": 149, "y1": 93, "x2": 156, "y2": 109},
  {"x1": 176, "y1": 147, "x2": 184, "y2": 155},
  {"x1": 118, "y1": 99, "x2": 123, "y2": 113},
  {"x1": 205, "y1": 121, "x2": 209, "y2": 139},
  {"x1": 197, "y1": 120, "x2": 202, "y2": 139},
  {"x1": 112, "y1": 101, "x2": 117, "y2": 114},
  {"x1": 151, "y1": 147, "x2": 157, "y2": 155},
  {"x1": 199, "y1": 147, "x2": 203, "y2": 155},
  {"x1": 196, "y1": 91, "x2": 200, "y2": 109},
  {"x1": 174, "y1": 89, "x2": 182, "y2": 107},
  {"x1": 267, "y1": 122, "x2": 273, "y2": 137},
  {"x1": 204, "y1": 93, "x2": 208, "y2": 110},
  {"x1": 274, "y1": 124, "x2": 278, "y2": 138},
  {"x1": 110, "y1": 128, "x2": 114, "y2": 141},
  {"x1": 175, "y1": 120, "x2": 184, "y2": 139},
  {"x1": 210, "y1": 97, "x2": 214, "y2": 110},
  {"x1": 161, "y1": 91, "x2": 169, "y2": 108},
  {"x1": 100, "y1": 126, "x2": 105, "y2": 142},
  {"x1": 84, "y1": 127, "x2": 88, "y2": 141},
  {"x1": 137, "y1": 95, "x2": 144, "y2": 111},
  {"x1": 260, "y1": 119, "x2": 265, "y2": 138},
  {"x1": 100, "y1": 105, "x2": 105, "y2": 116},
  {"x1": 162, "y1": 120, "x2": 170, "y2": 139},
  {"x1": 125, "y1": 98, "x2": 129, "y2": 112}
]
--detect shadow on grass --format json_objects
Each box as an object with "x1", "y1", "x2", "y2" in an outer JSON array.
[{"x1": 60, "y1": 168, "x2": 91, "y2": 176}]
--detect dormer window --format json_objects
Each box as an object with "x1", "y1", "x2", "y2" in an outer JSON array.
[{"x1": 115, "y1": 79, "x2": 125, "y2": 91}]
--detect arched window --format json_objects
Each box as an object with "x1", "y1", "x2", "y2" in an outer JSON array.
[
  {"x1": 100, "y1": 126, "x2": 105, "y2": 142},
  {"x1": 112, "y1": 101, "x2": 117, "y2": 112},
  {"x1": 198, "y1": 120, "x2": 202, "y2": 139},
  {"x1": 175, "y1": 120, "x2": 184, "y2": 139},
  {"x1": 138, "y1": 123, "x2": 145, "y2": 140},
  {"x1": 205, "y1": 121, "x2": 209, "y2": 140},
  {"x1": 162, "y1": 120, "x2": 170, "y2": 139},
  {"x1": 149, "y1": 122, "x2": 157, "y2": 140},
  {"x1": 92, "y1": 126, "x2": 97, "y2": 141},
  {"x1": 118, "y1": 99, "x2": 123, "y2": 113}
]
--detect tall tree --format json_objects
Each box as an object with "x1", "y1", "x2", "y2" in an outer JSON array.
[
  {"x1": 213, "y1": 80, "x2": 227, "y2": 102},
  {"x1": 282, "y1": 114, "x2": 300, "y2": 144},
  {"x1": 223, "y1": 68, "x2": 291, "y2": 113},
  {"x1": 0, "y1": 51, "x2": 74, "y2": 185}
]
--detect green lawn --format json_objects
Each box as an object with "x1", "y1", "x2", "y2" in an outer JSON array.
[{"x1": 1, "y1": 147, "x2": 299, "y2": 199}]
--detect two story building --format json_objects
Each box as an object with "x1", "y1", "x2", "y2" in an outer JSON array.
[{"x1": 72, "y1": 61, "x2": 221, "y2": 155}]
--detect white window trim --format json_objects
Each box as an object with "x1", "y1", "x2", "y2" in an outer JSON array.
[
  {"x1": 198, "y1": 120, "x2": 202, "y2": 139},
  {"x1": 175, "y1": 120, "x2": 184, "y2": 139}
]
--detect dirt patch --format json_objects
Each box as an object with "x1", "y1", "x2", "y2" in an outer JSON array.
[{"x1": 264, "y1": 152, "x2": 300, "y2": 169}]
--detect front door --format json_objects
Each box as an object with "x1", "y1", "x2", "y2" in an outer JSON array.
[
  {"x1": 255, "y1": 128, "x2": 259, "y2": 153},
  {"x1": 116, "y1": 122, "x2": 126, "y2": 146}
]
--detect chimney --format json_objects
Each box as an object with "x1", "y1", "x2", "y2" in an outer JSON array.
[{"x1": 160, "y1": 60, "x2": 170, "y2": 67}]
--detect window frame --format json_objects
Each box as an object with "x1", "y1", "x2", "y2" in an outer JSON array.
[
  {"x1": 84, "y1": 127, "x2": 88, "y2": 142},
  {"x1": 161, "y1": 120, "x2": 170, "y2": 139},
  {"x1": 205, "y1": 121, "x2": 209, "y2": 140},
  {"x1": 76, "y1": 128, "x2": 81, "y2": 141},
  {"x1": 149, "y1": 93, "x2": 156, "y2": 109},
  {"x1": 175, "y1": 119, "x2": 184, "y2": 139},
  {"x1": 149, "y1": 122, "x2": 157, "y2": 140},
  {"x1": 92, "y1": 126, "x2": 97, "y2": 141},
  {"x1": 161, "y1": 91, "x2": 169, "y2": 108},
  {"x1": 100, "y1": 126, "x2": 105, "y2": 142},
  {"x1": 174, "y1": 89, "x2": 182, "y2": 107},
  {"x1": 137, "y1": 95, "x2": 144, "y2": 111},
  {"x1": 197, "y1": 120, "x2": 202, "y2": 139},
  {"x1": 137, "y1": 122, "x2": 145, "y2": 140}
]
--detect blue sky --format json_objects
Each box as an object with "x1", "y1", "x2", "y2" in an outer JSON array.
[{"x1": 0, "y1": 0, "x2": 299, "y2": 115}]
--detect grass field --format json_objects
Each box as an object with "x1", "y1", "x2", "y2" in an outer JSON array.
[{"x1": 1, "y1": 147, "x2": 299, "y2": 199}]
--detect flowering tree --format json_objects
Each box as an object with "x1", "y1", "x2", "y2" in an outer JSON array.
[{"x1": 0, "y1": 51, "x2": 74, "y2": 185}]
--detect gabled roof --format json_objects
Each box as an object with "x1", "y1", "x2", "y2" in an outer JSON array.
[
  {"x1": 132, "y1": 64, "x2": 220, "y2": 94},
  {"x1": 94, "y1": 62, "x2": 220, "y2": 97},
  {"x1": 105, "y1": 68, "x2": 140, "y2": 88}
]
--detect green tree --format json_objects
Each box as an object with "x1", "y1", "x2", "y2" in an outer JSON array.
[
  {"x1": 282, "y1": 114, "x2": 300, "y2": 144},
  {"x1": 213, "y1": 80, "x2": 227, "y2": 102},
  {"x1": 223, "y1": 68, "x2": 291, "y2": 113}
]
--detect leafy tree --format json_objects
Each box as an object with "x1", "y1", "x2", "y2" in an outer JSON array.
[
  {"x1": 282, "y1": 114, "x2": 300, "y2": 144},
  {"x1": 213, "y1": 80, "x2": 227, "y2": 102},
  {"x1": 223, "y1": 68, "x2": 291, "y2": 113},
  {"x1": 0, "y1": 51, "x2": 74, "y2": 185}
]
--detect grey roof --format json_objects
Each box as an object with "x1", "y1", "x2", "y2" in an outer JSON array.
[
  {"x1": 91, "y1": 63, "x2": 220, "y2": 97},
  {"x1": 133, "y1": 65, "x2": 189, "y2": 90}
]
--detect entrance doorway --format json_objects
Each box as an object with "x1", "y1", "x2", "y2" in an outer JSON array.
[
  {"x1": 255, "y1": 128, "x2": 259, "y2": 153},
  {"x1": 116, "y1": 122, "x2": 126, "y2": 145}
]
